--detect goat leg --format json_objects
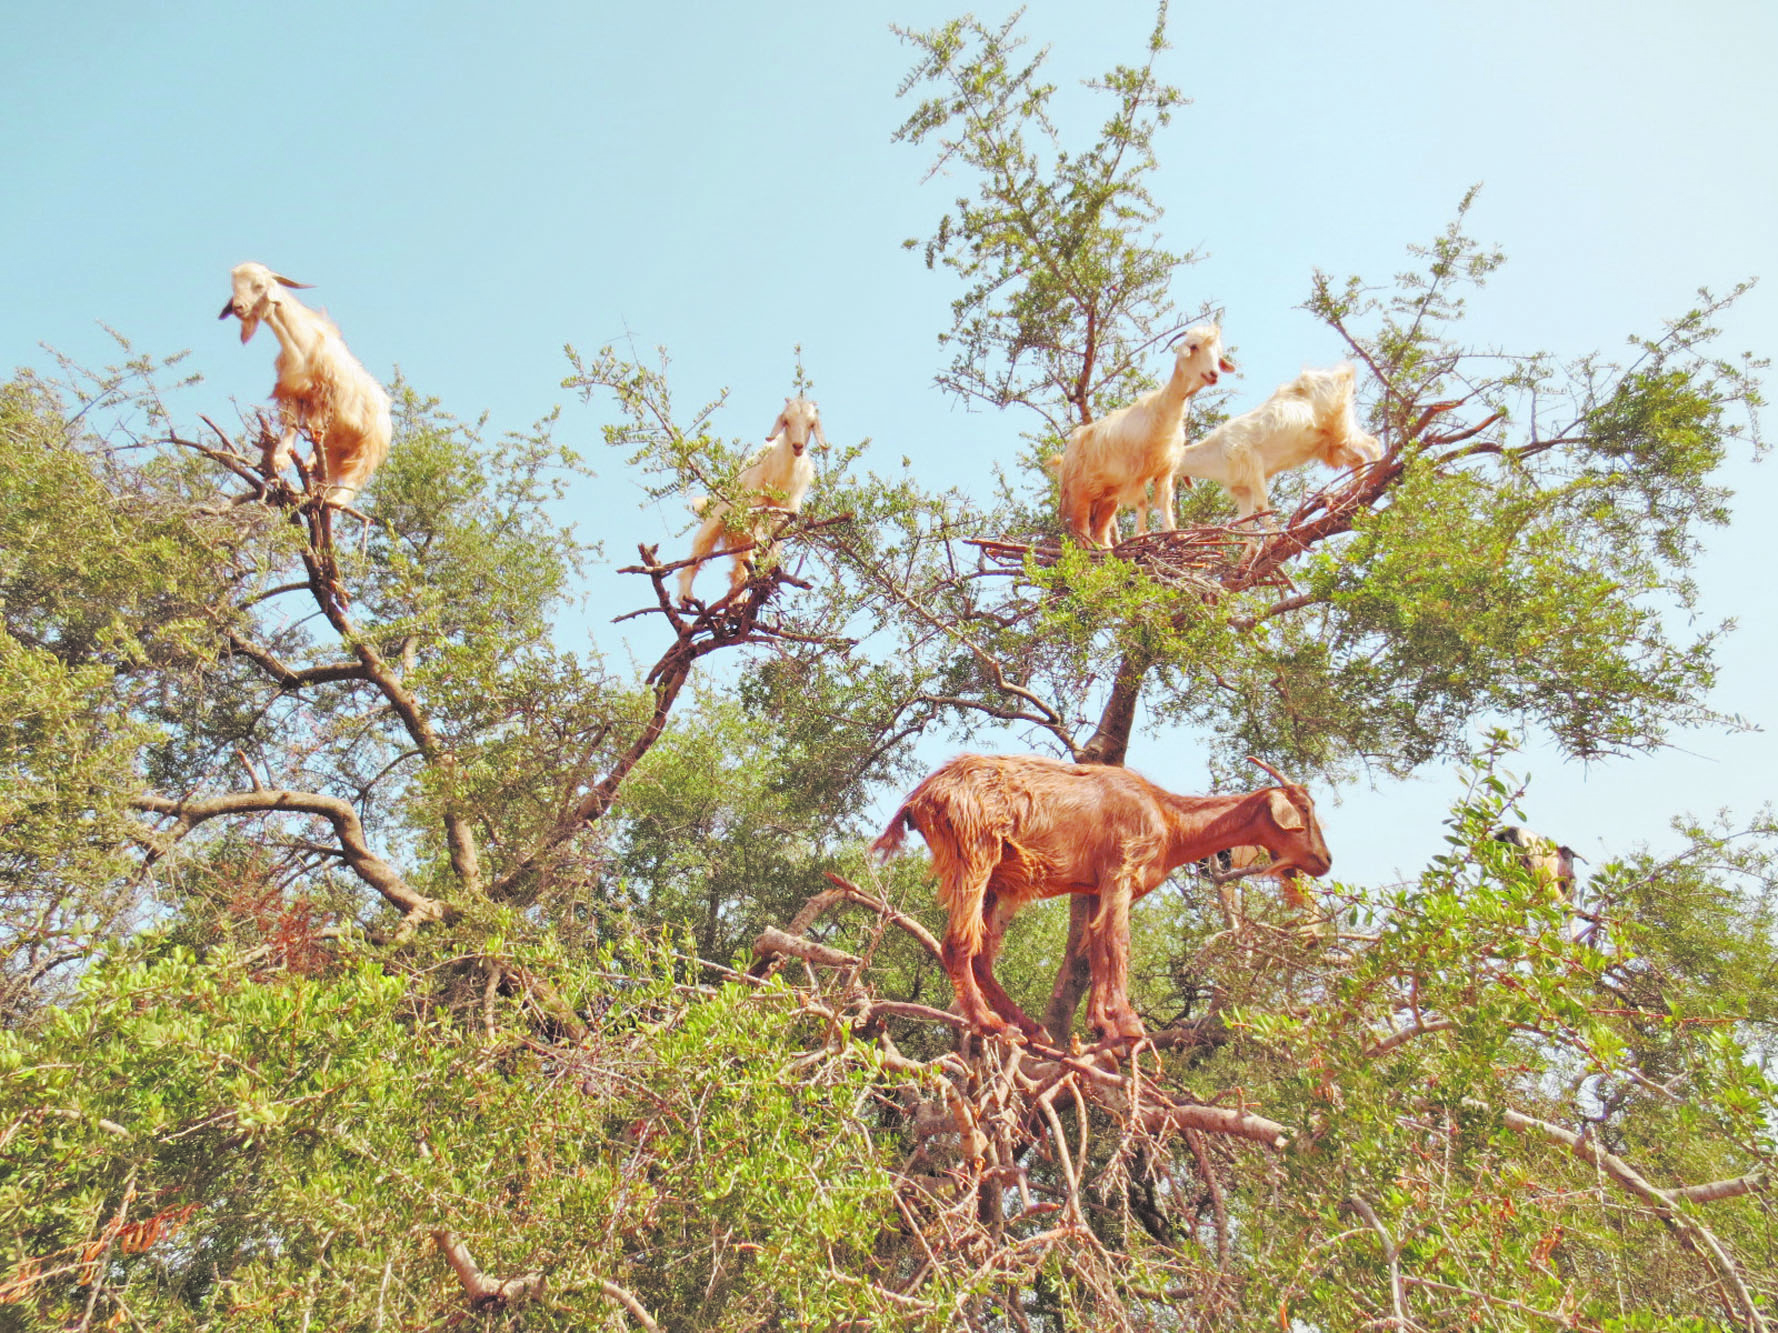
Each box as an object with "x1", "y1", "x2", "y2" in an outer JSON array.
[
  {"x1": 1041, "y1": 895, "x2": 1096, "y2": 1046},
  {"x1": 969, "y1": 954, "x2": 1044, "y2": 1039},
  {"x1": 941, "y1": 935, "x2": 1012, "y2": 1036},
  {"x1": 1085, "y1": 879, "x2": 1147, "y2": 1045}
]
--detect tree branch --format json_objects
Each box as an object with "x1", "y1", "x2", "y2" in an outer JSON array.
[
  {"x1": 134, "y1": 790, "x2": 450, "y2": 931},
  {"x1": 1479, "y1": 1102, "x2": 1769, "y2": 1331},
  {"x1": 429, "y1": 1230, "x2": 544, "y2": 1314},
  {"x1": 1342, "y1": 1195, "x2": 1410, "y2": 1330},
  {"x1": 224, "y1": 631, "x2": 368, "y2": 692},
  {"x1": 595, "y1": 1278, "x2": 664, "y2": 1333}
]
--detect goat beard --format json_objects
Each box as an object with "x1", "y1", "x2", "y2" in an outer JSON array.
[{"x1": 238, "y1": 313, "x2": 261, "y2": 344}]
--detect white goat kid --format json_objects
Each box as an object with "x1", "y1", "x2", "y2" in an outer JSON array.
[
  {"x1": 1174, "y1": 363, "x2": 1380, "y2": 526},
  {"x1": 1054, "y1": 324, "x2": 1232, "y2": 547},
  {"x1": 219, "y1": 262, "x2": 393, "y2": 519},
  {"x1": 677, "y1": 397, "x2": 824, "y2": 606}
]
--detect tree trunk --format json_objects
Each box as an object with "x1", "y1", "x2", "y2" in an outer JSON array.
[{"x1": 1075, "y1": 649, "x2": 1150, "y2": 766}]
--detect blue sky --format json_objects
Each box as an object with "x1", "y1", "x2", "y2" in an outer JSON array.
[{"x1": 3, "y1": 0, "x2": 1774, "y2": 889}]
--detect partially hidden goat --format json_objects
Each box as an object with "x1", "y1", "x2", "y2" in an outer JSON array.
[
  {"x1": 1053, "y1": 325, "x2": 1233, "y2": 547},
  {"x1": 872, "y1": 754, "x2": 1332, "y2": 1043},
  {"x1": 219, "y1": 262, "x2": 392, "y2": 520},
  {"x1": 1173, "y1": 363, "x2": 1380, "y2": 525},
  {"x1": 677, "y1": 397, "x2": 823, "y2": 606},
  {"x1": 1493, "y1": 825, "x2": 1583, "y2": 900}
]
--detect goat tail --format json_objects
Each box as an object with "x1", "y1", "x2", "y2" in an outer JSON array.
[
  {"x1": 688, "y1": 495, "x2": 711, "y2": 516},
  {"x1": 872, "y1": 798, "x2": 989, "y2": 955},
  {"x1": 1044, "y1": 453, "x2": 1064, "y2": 477},
  {"x1": 869, "y1": 806, "x2": 913, "y2": 861}
]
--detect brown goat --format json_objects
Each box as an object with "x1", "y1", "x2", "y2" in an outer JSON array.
[{"x1": 872, "y1": 754, "x2": 1333, "y2": 1043}]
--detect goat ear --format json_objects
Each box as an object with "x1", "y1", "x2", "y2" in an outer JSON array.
[
  {"x1": 813, "y1": 416, "x2": 829, "y2": 451},
  {"x1": 273, "y1": 274, "x2": 313, "y2": 289},
  {"x1": 766, "y1": 413, "x2": 788, "y2": 441},
  {"x1": 1219, "y1": 355, "x2": 1236, "y2": 374},
  {"x1": 218, "y1": 300, "x2": 235, "y2": 320},
  {"x1": 1266, "y1": 790, "x2": 1305, "y2": 832}
]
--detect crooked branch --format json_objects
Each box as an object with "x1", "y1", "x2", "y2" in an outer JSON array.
[{"x1": 134, "y1": 790, "x2": 449, "y2": 934}]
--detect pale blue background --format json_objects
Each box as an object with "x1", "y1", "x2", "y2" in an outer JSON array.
[{"x1": 3, "y1": 1, "x2": 1772, "y2": 889}]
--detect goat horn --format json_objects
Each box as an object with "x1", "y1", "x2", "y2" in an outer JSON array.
[
  {"x1": 273, "y1": 274, "x2": 314, "y2": 289},
  {"x1": 1246, "y1": 755, "x2": 1292, "y2": 787}
]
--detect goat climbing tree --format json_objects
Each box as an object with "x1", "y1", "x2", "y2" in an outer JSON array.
[{"x1": 0, "y1": 4, "x2": 1772, "y2": 1331}]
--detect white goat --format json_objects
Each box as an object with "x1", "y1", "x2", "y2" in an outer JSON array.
[
  {"x1": 1173, "y1": 363, "x2": 1380, "y2": 525},
  {"x1": 219, "y1": 262, "x2": 392, "y2": 519},
  {"x1": 1052, "y1": 325, "x2": 1232, "y2": 547},
  {"x1": 1493, "y1": 825, "x2": 1583, "y2": 901},
  {"x1": 677, "y1": 397, "x2": 824, "y2": 606}
]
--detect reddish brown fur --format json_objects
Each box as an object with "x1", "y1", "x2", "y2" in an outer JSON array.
[{"x1": 873, "y1": 754, "x2": 1332, "y2": 1042}]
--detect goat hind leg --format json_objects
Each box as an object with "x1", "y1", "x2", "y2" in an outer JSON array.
[
  {"x1": 943, "y1": 934, "x2": 1010, "y2": 1035},
  {"x1": 968, "y1": 895, "x2": 1043, "y2": 1038},
  {"x1": 679, "y1": 516, "x2": 722, "y2": 605}
]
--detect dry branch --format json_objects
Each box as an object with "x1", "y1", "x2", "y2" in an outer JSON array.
[
  {"x1": 752, "y1": 927, "x2": 862, "y2": 971},
  {"x1": 491, "y1": 521, "x2": 850, "y2": 901}
]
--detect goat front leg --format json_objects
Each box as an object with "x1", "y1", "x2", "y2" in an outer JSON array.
[
  {"x1": 265, "y1": 421, "x2": 299, "y2": 478},
  {"x1": 726, "y1": 551, "x2": 752, "y2": 602},
  {"x1": 1085, "y1": 878, "x2": 1145, "y2": 1045},
  {"x1": 1041, "y1": 894, "x2": 1096, "y2": 1046},
  {"x1": 1155, "y1": 472, "x2": 1178, "y2": 532},
  {"x1": 678, "y1": 514, "x2": 722, "y2": 606}
]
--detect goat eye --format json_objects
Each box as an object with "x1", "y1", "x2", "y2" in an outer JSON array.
[{"x1": 1188, "y1": 344, "x2": 1199, "y2": 354}]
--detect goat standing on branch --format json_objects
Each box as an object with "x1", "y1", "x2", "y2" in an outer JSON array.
[
  {"x1": 872, "y1": 754, "x2": 1332, "y2": 1044},
  {"x1": 678, "y1": 396, "x2": 824, "y2": 606},
  {"x1": 1174, "y1": 363, "x2": 1381, "y2": 526},
  {"x1": 219, "y1": 261, "x2": 392, "y2": 543},
  {"x1": 1053, "y1": 324, "x2": 1233, "y2": 547},
  {"x1": 1493, "y1": 824, "x2": 1583, "y2": 900}
]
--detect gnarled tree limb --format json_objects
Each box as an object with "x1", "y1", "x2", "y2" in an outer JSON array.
[{"x1": 134, "y1": 790, "x2": 449, "y2": 931}]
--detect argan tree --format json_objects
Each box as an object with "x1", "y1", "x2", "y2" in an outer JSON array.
[{"x1": 0, "y1": 6, "x2": 1772, "y2": 1330}]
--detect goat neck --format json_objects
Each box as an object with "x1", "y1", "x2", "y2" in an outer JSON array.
[
  {"x1": 1156, "y1": 784, "x2": 1328, "y2": 876},
  {"x1": 262, "y1": 292, "x2": 330, "y2": 369}
]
